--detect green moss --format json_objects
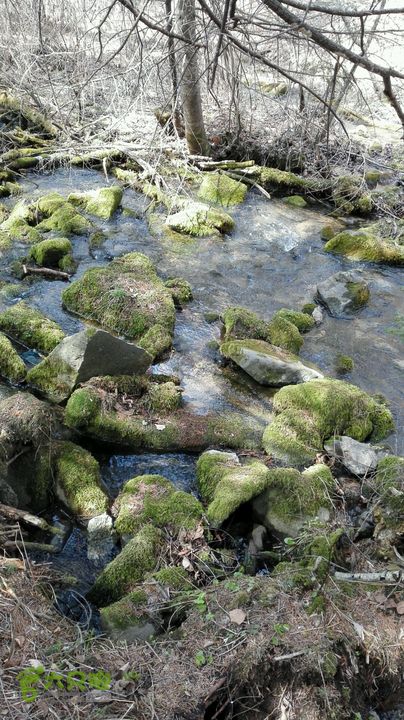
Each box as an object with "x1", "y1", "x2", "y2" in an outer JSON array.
[
  {"x1": 332, "y1": 176, "x2": 373, "y2": 215},
  {"x1": 164, "y1": 277, "x2": 193, "y2": 306},
  {"x1": 256, "y1": 167, "x2": 326, "y2": 194},
  {"x1": 267, "y1": 314, "x2": 303, "y2": 353},
  {"x1": 0, "y1": 91, "x2": 56, "y2": 135},
  {"x1": 196, "y1": 451, "x2": 270, "y2": 526},
  {"x1": 165, "y1": 201, "x2": 234, "y2": 237},
  {"x1": 271, "y1": 560, "x2": 315, "y2": 590},
  {"x1": 68, "y1": 186, "x2": 123, "y2": 220},
  {"x1": 365, "y1": 170, "x2": 381, "y2": 187},
  {"x1": 263, "y1": 378, "x2": 394, "y2": 467},
  {"x1": 54, "y1": 441, "x2": 108, "y2": 518},
  {"x1": 374, "y1": 456, "x2": 404, "y2": 514},
  {"x1": 148, "y1": 566, "x2": 193, "y2": 590},
  {"x1": 89, "y1": 230, "x2": 107, "y2": 249},
  {"x1": 0, "y1": 200, "x2": 42, "y2": 244},
  {"x1": 87, "y1": 525, "x2": 162, "y2": 605},
  {"x1": 137, "y1": 324, "x2": 173, "y2": 360},
  {"x1": 35, "y1": 193, "x2": 92, "y2": 235},
  {"x1": 258, "y1": 81, "x2": 288, "y2": 96},
  {"x1": 222, "y1": 306, "x2": 271, "y2": 342},
  {"x1": 335, "y1": 354, "x2": 354, "y2": 374},
  {"x1": 302, "y1": 303, "x2": 316, "y2": 315},
  {"x1": 100, "y1": 588, "x2": 148, "y2": 631},
  {"x1": 145, "y1": 382, "x2": 182, "y2": 413},
  {"x1": 58, "y1": 254, "x2": 77, "y2": 273},
  {"x1": 114, "y1": 474, "x2": 203, "y2": 538},
  {"x1": 64, "y1": 386, "x2": 101, "y2": 428},
  {"x1": 0, "y1": 302, "x2": 65, "y2": 354},
  {"x1": 26, "y1": 356, "x2": 77, "y2": 403},
  {"x1": 197, "y1": 173, "x2": 247, "y2": 207},
  {"x1": 274, "y1": 308, "x2": 315, "y2": 333},
  {"x1": 282, "y1": 195, "x2": 307, "y2": 208},
  {"x1": 320, "y1": 223, "x2": 344, "y2": 241},
  {"x1": 0, "y1": 332, "x2": 26, "y2": 383},
  {"x1": 324, "y1": 228, "x2": 404, "y2": 265},
  {"x1": 62, "y1": 253, "x2": 175, "y2": 352},
  {"x1": 29, "y1": 237, "x2": 72, "y2": 267}
]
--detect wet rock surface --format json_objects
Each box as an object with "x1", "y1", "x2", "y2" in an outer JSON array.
[{"x1": 316, "y1": 270, "x2": 370, "y2": 317}]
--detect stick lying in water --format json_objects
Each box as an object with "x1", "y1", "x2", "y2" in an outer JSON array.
[
  {"x1": 0, "y1": 502, "x2": 64, "y2": 536},
  {"x1": 22, "y1": 265, "x2": 70, "y2": 282}
]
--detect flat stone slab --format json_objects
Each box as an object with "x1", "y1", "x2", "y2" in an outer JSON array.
[{"x1": 316, "y1": 271, "x2": 369, "y2": 317}]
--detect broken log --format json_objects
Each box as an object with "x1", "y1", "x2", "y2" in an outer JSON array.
[
  {"x1": 0, "y1": 502, "x2": 64, "y2": 536},
  {"x1": 22, "y1": 264, "x2": 70, "y2": 281}
]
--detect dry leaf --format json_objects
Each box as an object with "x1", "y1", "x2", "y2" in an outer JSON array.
[
  {"x1": 228, "y1": 608, "x2": 246, "y2": 625},
  {"x1": 182, "y1": 557, "x2": 194, "y2": 571}
]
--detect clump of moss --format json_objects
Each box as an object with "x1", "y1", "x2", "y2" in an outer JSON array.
[
  {"x1": 100, "y1": 588, "x2": 148, "y2": 632},
  {"x1": 166, "y1": 201, "x2": 234, "y2": 237},
  {"x1": 197, "y1": 172, "x2": 248, "y2": 207},
  {"x1": 0, "y1": 302, "x2": 65, "y2": 354},
  {"x1": 283, "y1": 195, "x2": 307, "y2": 208},
  {"x1": 324, "y1": 227, "x2": 404, "y2": 265},
  {"x1": 221, "y1": 305, "x2": 309, "y2": 354},
  {"x1": 302, "y1": 303, "x2": 316, "y2": 315},
  {"x1": 0, "y1": 200, "x2": 42, "y2": 244},
  {"x1": 147, "y1": 565, "x2": 193, "y2": 590},
  {"x1": 29, "y1": 237, "x2": 72, "y2": 268},
  {"x1": 274, "y1": 308, "x2": 315, "y2": 333},
  {"x1": 164, "y1": 277, "x2": 193, "y2": 306},
  {"x1": 373, "y1": 455, "x2": 404, "y2": 515},
  {"x1": 332, "y1": 176, "x2": 373, "y2": 215},
  {"x1": 320, "y1": 222, "x2": 344, "y2": 241},
  {"x1": 62, "y1": 252, "x2": 176, "y2": 358},
  {"x1": 113, "y1": 474, "x2": 203, "y2": 538},
  {"x1": 335, "y1": 354, "x2": 354, "y2": 374},
  {"x1": 253, "y1": 166, "x2": 327, "y2": 194},
  {"x1": 53, "y1": 441, "x2": 108, "y2": 518},
  {"x1": 35, "y1": 192, "x2": 93, "y2": 235},
  {"x1": 263, "y1": 378, "x2": 394, "y2": 467},
  {"x1": 137, "y1": 324, "x2": 173, "y2": 360},
  {"x1": 26, "y1": 356, "x2": 77, "y2": 404},
  {"x1": 87, "y1": 524, "x2": 162, "y2": 606},
  {"x1": 267, "y1": 314, "x2": 303, "y2": 353},
  {"x1": 222, "y1": 306, "x2": 271, "y2": 342},
  {"x1": 365, "y1": 170, "x2": 381, "y2": 187},
  {"x1": 68, "y1": 186, "x2": 123, "y2": 219},
  {"x1": 145, "y1": 381, "x2": 182, "y2": 413},
  {"x1": 0, "y1": 332, "x2": 26, "y2": 383}
]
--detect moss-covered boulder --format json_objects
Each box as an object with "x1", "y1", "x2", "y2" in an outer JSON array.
[
  {"x1": 112, "y1": 474, "x2": 203, "y2": 541},
  {"x1": 0, "y1": 302, "x2": 65, "y2": 354},
  {"x1": 252, "y1": 464, "x2": 334, "y2": 537},
  {"x1": 164, "y1": 277, "x2": 193, "y2": 307},
  {"x1": 331, "y1": 176, "x2": 372, "y2": 215},
  {"x1": 0, "y1": 332, "x2": 26, "y2": 383},
  {"x1": 35, "y1": 192, "x2": 93, "y2": 235},
  {"x1": 87, "y1": 524, "x2": 162, "y2": 606},
  {"x1": 165, "y1": 201, "x2": 234, "y2": 237},
  {"x1": 0, "y1": 200, "x2": 42, "y2": 244},
  {"x1": 52, "y1": 441, "x2": 108, "y2": 519},
  {"x1": 99, "y1": 587, "x2": 161, "y2": 642},
  {"x1": 221, "y1": 306, "x2": 313, "y2": 354},
  {"x1": 0, "y1": 392, "x2": 60, "y2": 461},
  {"x1": 29, "y1": 237, "x2": 73, "y2": 268},
  {"x1": 64, "y1": 383, "x2": 262, "y2": 452},
  {"x1": 283, "y1": 195, "x2": 307, "y2": 208},
  {"x1": 316, "y1": 271, "x2": 370, "y2": 317},
  {"x1": 324, "y1": 226, "x2": 404, "y2": 265},
  {"x1": 197, "y1": 173, "x2": 247, "y2": 207},
  {"x1": 196, "y1": 450, "x2": 270, "y2": 526},
  {"x1": 68, "y1": 185, "x2": 123, "y2": 219},
  {"x1": 320, "y1": 221, "x2": 345, "y2": 241},
  {"x1": 273, "y1": 309, "x2": 315, "y2": 334},
  {"x1": 220, "y1": 338, "x2": 323, "y2": 386},
  {"x1": 370, "y1": 455, "x2": 404, "y2": 556},
  {"x1": 62, "y1": 253, "x2": 176, "y2": 360},
  {"x1": 263, "y1": 379, "x2": 394, "y2": 467}
]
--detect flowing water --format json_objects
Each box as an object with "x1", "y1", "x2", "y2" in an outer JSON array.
[{"x1": 1, "y1": 165, "x2": 403, "y2": 588}]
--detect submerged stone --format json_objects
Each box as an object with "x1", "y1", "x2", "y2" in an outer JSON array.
[
  {"x1": 27, "y1": 328, "x2": 152, "y2": 403},
  {"x1": 0, "y1": 302, "x2": 65, "y2": 354},
  {"x1": 62, "y1": 252, "x2": 176, "y2": 359},
  {"x1": 316, "y1": 271, "x2": 370, "y2": 317},
  {"x1": 263, "y1": 378, "x2": 394, "y2": 467},
  {"x1": 68, "y1": 185, "x2": 123, "y2": 219},
  {"x1": 220, "y1": 338, "x2": 323, "y2": 386},
  {"x1": 112, "y1": 474, "x2": 203, "y2": 541},
  {"x1": 0, "y1": 332, "x2": 26, "y2": 383},
  {"x1": 166, "y1": 201, "x2": 234, "y2": 237},
  {"x1": 197, "y1": 172, "x2": 248, "y2": 207}
]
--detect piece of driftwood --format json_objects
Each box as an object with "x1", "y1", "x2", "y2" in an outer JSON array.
[
  {"x1": 0, "y1": 502, "x2": 64, "y2": 536},
  {"x1": 334, "y1": 570, "x2": 402, "y2": 584},
  {"x1": 3, "y1": 540, "x2": 58, "y2": 553},
  {"x1": 22, "y1": 264, "x2": 70, "y2": 281}
]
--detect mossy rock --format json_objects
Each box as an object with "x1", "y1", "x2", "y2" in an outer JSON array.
[
  {"x1": 0, "y1": 302, "x2": 65, "y2": 354},
  {"x1": 145, "y1": 381, "x2": 182, "y2": 413},
  {"x1": 221, "y1": 305, "x2": 308, "y2": 353},
  {"x1": 283, "y1": 195, "x2": 307, "y2": 208},
  {"x1": 198, "y1": 173, "x2": 248, "y2": 207},
  {"x1": 166, "y1": 201, "x2": 234, "y2": 237},
  {"x1": 252, "y1": 464, "x2": 334, "y2": 537},
  {"x1": 35, "y1": 192, "x2": 93, "y2": 235},
  {"x1": 87, "y1": 524, "x2": 162, "y2": 606},
  {"x1": 64, "y1": 385, "x2": 262, "y2": 452},
  {"x1": 249, "y1": 166, "x2": 327, "y2": 195},
  {"x1": 373, "y1": 455, "x2": 404, "y2": 516},
  {"x1": 0, "y1": 391, "x2": 60, "y2": 462},
  {"x1": 331, "y1": 176, "x2": 372, "y2": 215},
  {"x1": 68, "y1": 186, "x2": 123, "y2": 219},
  {"x1": 0, "y1": 200, "x2": 42, "y2": 244},
  {"x1": 112, "y1": 474, "x2": 203, "y2": 539},
  {"x1": 53, "y1": 440, "x2": 108, "y2": 519},
  {"x1": 263, "y1": 378, "x2": 394, "y2": 467},
  {"x1": 0, "y1": 332, "x2": 26, "y2": 383},
  {"x1": 320, "y1": 221, "x2": 344, "y2": 241},
  {"x1": 164, "y1": 277, "x2": 193, "y2": 306},
  {"x1": 222, "y1": 306, "x2": 271, "y2": 343},
  {"x1": 29, "y1": 237, "x2": 72, "y2": 268},
  {"x1": 324, "y1": 227, "x2": 404, "y2": 265},
  {"x1": 196, "y1": 450, "x2": 270, "y2": 526},
  {"x1": 274, "y1": 308, "x2": 315, "y2": 333},
  {"x1": 335, "y1": 354, "x2": 354, "y2": 374},
  {"x1": 267, "y1": 314, "x2": 304, "y2": 354},
  {"x1": 62, "y1": 252, "x2": 176, "y2": 359}
]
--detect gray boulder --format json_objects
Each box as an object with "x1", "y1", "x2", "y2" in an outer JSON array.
[
  {"x1": 324, "y1": 435, "x2": 388, "y2": 476},
  {"x1": 87, "y1": 513, "x2": 117, "y2": 563},
  {"x1": 220, "y1": 338, "x2": 323, "y2": 386},
  {"x1": 27, "y1": 328, "x2": 152, "y2": 403},
  {"x1": 316, "y1": 271, "x2": 370, "y2": 317}
]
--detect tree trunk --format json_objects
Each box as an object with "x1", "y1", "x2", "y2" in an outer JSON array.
[{"x1": 177, "y1": 0, "x2": 210, "y2": 156}]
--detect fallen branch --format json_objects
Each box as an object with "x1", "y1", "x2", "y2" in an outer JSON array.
[
  {"x1": 3, "y1": 540, "x2": 59, "y2": 553},
  {"x1": 0, "y1": 502, "x2": 64, "y2": 537},
  {"x1": 334, "y1": 570, "x2": 403, "y2": 584},
  {"x1": 22, "y1": 264, "x2": 70, "y2": 282}
]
